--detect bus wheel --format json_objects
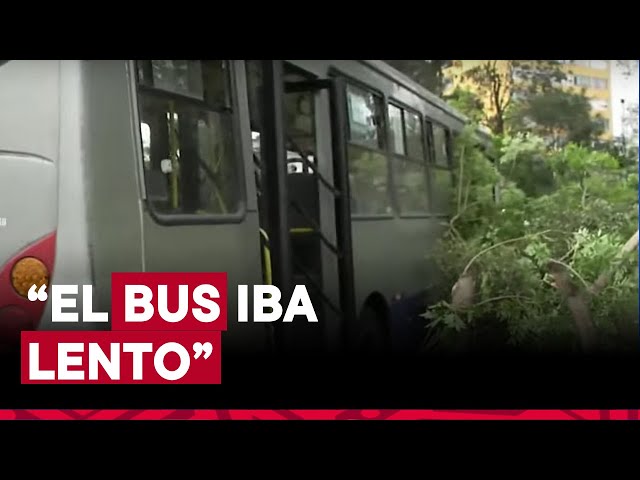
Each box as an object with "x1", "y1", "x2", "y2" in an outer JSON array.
[{"x1": 351, "y1": 298, "x2": 391, "y2": 354}]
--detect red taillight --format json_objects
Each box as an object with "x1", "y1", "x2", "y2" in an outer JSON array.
[{"x1": 0, "y1": 232, "x2": 56, "y2": 345}]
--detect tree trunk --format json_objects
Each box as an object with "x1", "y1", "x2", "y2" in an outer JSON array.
[
  {"x1": 547, "y1": 262, "x2": 596, "y2": 352},
  {"x1": 590, "y1": 229, "x2": 639, "y2": 295},
  {"x1": 547, "y1": 229, "x2": 639, "y2": 352}
]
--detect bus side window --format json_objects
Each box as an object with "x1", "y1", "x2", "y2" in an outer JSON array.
[
  {"x1": 428, "y1": 122, "x2": 454, "y2": 214},
  {"x1": 134, "y1": 60, "x2": 241, "y2": 218},
  {"x1": 346, "y1": 83, "x2": 391, "y2": 216},
  {"x1": 388, "y1": 103, "x2": 429, "y2": 214},
  {"x1": 432, "y1": 123, "x2": 450, "y2": 167}
]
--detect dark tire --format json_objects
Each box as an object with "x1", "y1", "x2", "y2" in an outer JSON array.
[{"x1": 351, "y1": 301, "x2": 391, "y2": 354}]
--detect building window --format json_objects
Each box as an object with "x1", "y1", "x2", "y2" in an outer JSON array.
[
  {"x1": 597, "y1": 118, "x2": 610, "y2": 131},
  {"x1": 346, "y1": 84, "x2": 390, "y2": 215},
  {"x1": 575, "y1": 75, "x2": 591, "y2": 88},
  {"x1": 574, "y1": 74, "x2": 608, "y2": 90},
  {"x1": 387, "y1": 103, "x2": 429, "y2": 214},
  {"x1": 592, "y1": 77, "x2": 608, "y2": 89},
  {"x1": 135, "y1": 60, "x2": 241, "y2": 218},
  {"x1": 563, "y1": 60, "x2": 608, "y2": 70}
]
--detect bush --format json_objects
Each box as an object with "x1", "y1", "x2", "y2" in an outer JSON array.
[{"x1": 423, "y1": 126, "x2": 638, "y2": 354}]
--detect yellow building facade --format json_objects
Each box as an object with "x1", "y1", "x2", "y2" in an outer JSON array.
[{"x1": 444, "y1": 60, "x2": 613, "y2": 138}]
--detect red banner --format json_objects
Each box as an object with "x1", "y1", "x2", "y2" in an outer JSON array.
[
  {"x1": 0, "y1": 410, "x2": 637, "y2": 420},
  {"x1": 20, "y1": 330, "x2": 221, "y2": 384},
  {"x1": 110, "y1": 272, "x2": 228, "y2": 332}
]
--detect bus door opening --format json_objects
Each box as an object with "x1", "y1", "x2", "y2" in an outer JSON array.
[
  {"x1": 247, "y1": 61, "x2": 356, "y2": 353},
  {"x1": 282, "y1": 65, "x2": 325, "y2": 350}
]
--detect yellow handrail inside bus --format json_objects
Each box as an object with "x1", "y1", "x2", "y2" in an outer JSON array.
[
  {"x1": 259, "y1": 227, "x2": 316, "y2": 285},
  {"x1": 290, "y1": 227, "x2": 314, "y2": 235}
]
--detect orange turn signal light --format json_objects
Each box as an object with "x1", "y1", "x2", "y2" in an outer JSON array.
[{"x1": 11, "y1": 257, "x2": 49, "y2": 298}]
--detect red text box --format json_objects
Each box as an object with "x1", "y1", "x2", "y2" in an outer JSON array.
[
  {"x1": 111, "y1": 272, "x2": 227, "y2": 331},
  {"x1": 21, "y1": 330, "x2": 221, "y2": 384}
]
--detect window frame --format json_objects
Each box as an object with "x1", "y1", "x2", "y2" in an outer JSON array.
[
  {"x1": 340, "y1": 75, "x2": 394, "y2": 220},
  {"x1": 345, "y1": 82, "x2": 388, "y2": 152},
  {"x1": 402, "y1": 105, "x2": 427, "y2": 163},
  {"x1": 386, "y1": 98, "x2": 431, "y2": 218},
  {"x1": 387, "y1": 102, "x2": 406, "y2": 156},
  {"x1": 429, "y1": 120, "x2": 453, "y2": 169},
  {"x1": 129, "y1": 60, "x2": 248, "y2": 226},
  {"x1": 425, "y1": 119, "x2": 455, "y2": 216},
  {"x1": 574, "y1": 74, "x2": 608, "y2": 90}
]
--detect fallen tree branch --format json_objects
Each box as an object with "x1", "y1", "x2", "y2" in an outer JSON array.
[
  {"x1": 547, "y1": 261, "x2": 596, "y2": 352},
  {"x1": 590, "y1": 229, "x2": 639, "y2": 295},
  {"x1": 462, "y1": 230, "x2": 553, "y2": 276},
  {"x1": 452, "y1": 230, "x2": 557, "y2": 312},
  {"x1": 548, "y1": 258, "x2": 591, "y2": 292},
  {"x1": 441, "y1": 221, "x2": 637, "y2": 352},
  {"x1": 545, "y1": 229, "x2": 639, "y2": 352},
  {"x1": 471, "y1": 295, "x2": 535, "y2": 308},
  {"x1": 449, "y1": 200, "x2": 479, "y2": 232}
]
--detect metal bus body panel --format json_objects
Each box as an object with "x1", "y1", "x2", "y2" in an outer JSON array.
[
  {"x1": 0, "y1": 153, "x2": 57, "y2": 267},
  {"x1": 122, "y1": 60, "x2": 268, "y2": 353},
  {"x1": 349, "y1": 216, "x2": 445, "y2": 305},
  {"x1": 140, "y1": 212, "x2": 268, "y2": 352},
  {"x1": 1, "y1": 59, "x2": 473, "y2": 352},
  {"x1": 76, "y1": 60, "x2": 144, "y2": 333},
  {"x1": 286, "y1": 60, "x2": 457, "y2": 319},
  {"x1": 40, "y1": 60, "x2": 96, "y2": 331},
  {"x1": 0, "y1": 61, "x2": 60, "y2": 336},
  {"x1": 0, "y1": 61, "x2": 59, "y2": 269},
  {"x1": 0, "y1": 61, "x2": 60, "y2": 161},
  {"x1": 329, "y1": 59, "x2": 457, "y2": 311}
]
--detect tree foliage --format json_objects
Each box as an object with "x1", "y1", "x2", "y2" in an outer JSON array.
[
  {"x1": 510, "y1": 89, "x2": 604, "y2": 146},
  {"x1": 384, "y1": 60, "x2": 451, "y2": 97},
  {"x1": 459, "y1": 60, "x2": 565, "y2": 135},
  {"x1": 444, "y1": 87, "x2": 487, "y2": 125},
  {"x1": 391, "y1": 59, "x2": 608, "y2": 147},
  {"x1": 423, "y1": 127, "x2": 638, "y2": 355}
]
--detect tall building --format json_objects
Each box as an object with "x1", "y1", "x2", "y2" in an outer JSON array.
[
  {"x1": 610, "y1": 60, "x2": 639, "y2": 146},
  {"x1": 444, "y1": 60, "x2": 613, "y2": 138}
]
